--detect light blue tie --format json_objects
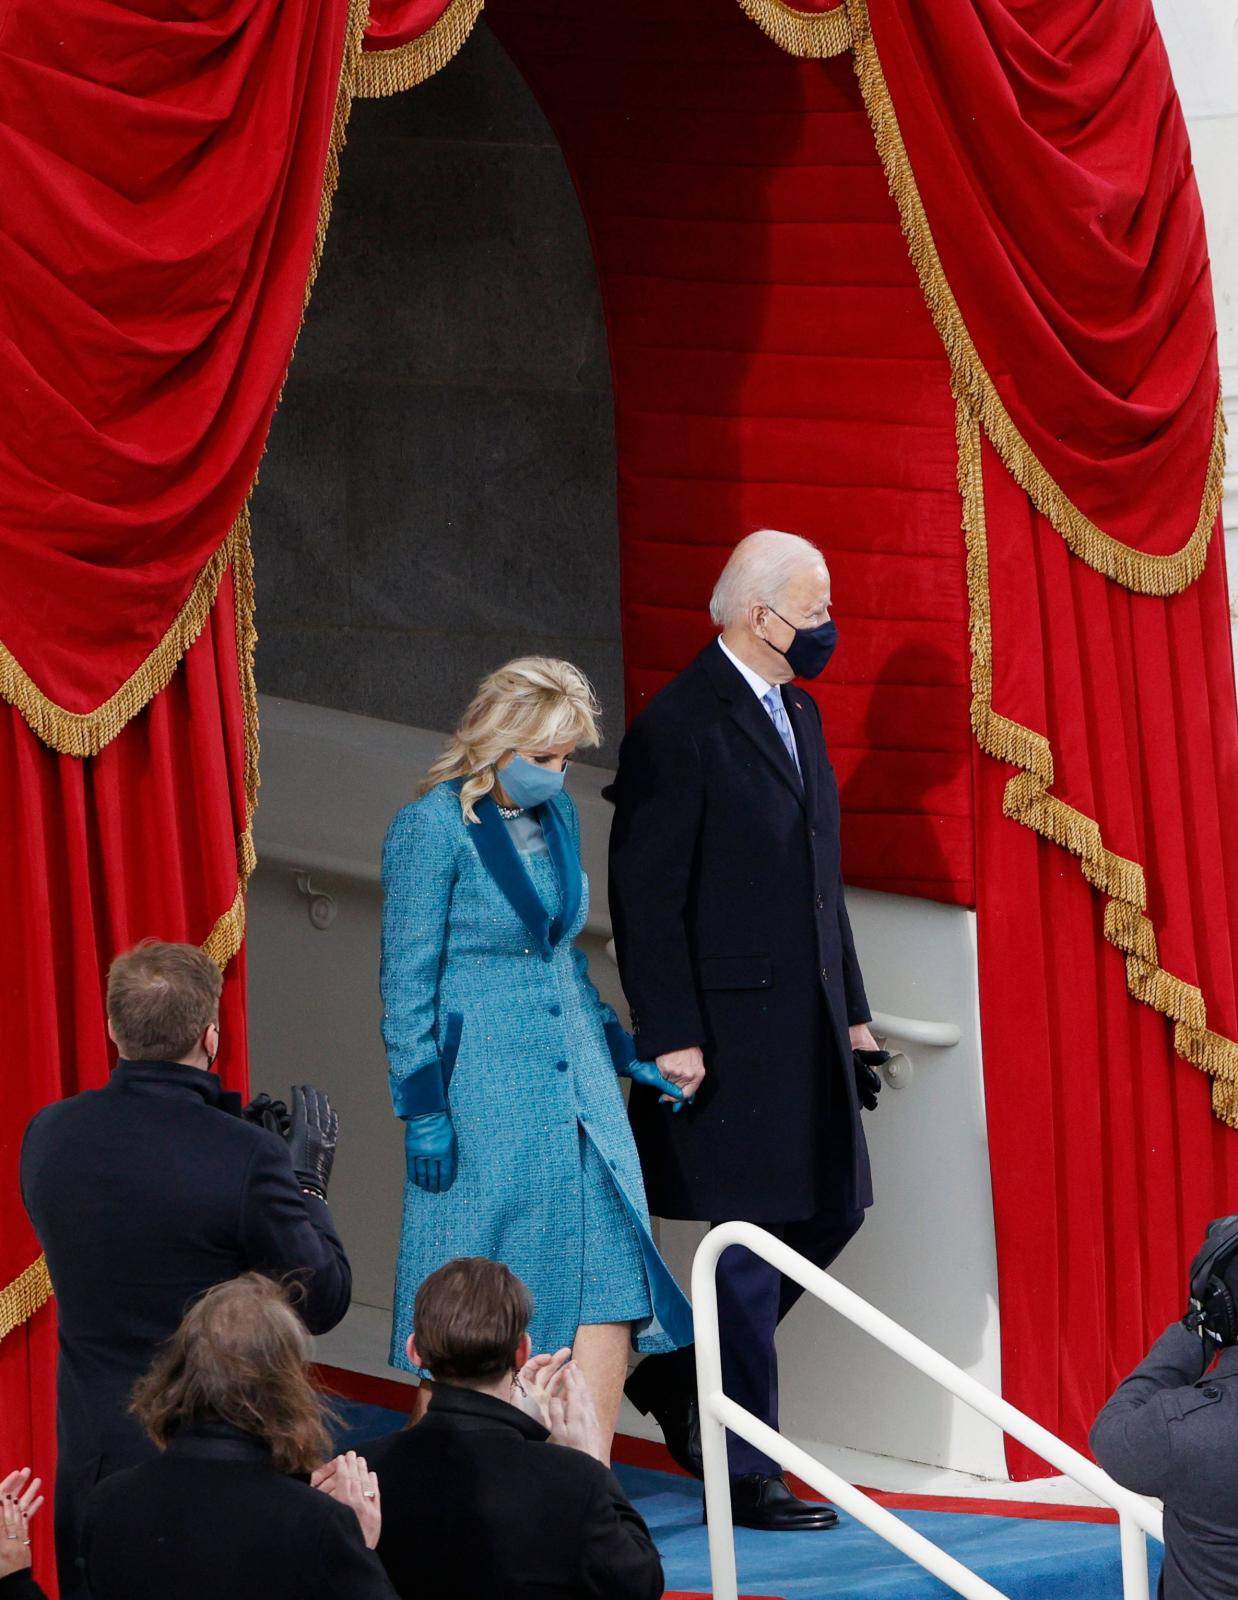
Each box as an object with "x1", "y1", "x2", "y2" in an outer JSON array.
[{"x1": 762, "y1": 687, "x2": 801, "y2": 776}]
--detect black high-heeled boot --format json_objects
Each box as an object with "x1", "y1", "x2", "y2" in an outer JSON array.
[{"x1": 625, "y1": 1349, "x2": 704, "y2": 1479}]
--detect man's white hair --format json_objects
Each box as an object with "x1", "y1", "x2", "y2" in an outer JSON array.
[{"x1": 709, "y1": 528, "x2": 827, "y2": 627}]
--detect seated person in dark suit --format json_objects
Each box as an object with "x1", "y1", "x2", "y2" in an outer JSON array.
[
  {"x1": 79, "y1": 1274, "x2": 396, "y2": 1600},
  {"x1": 20, "y1": 939, "x2": 350, "y2": 1590},
  {"x1": 342, "y1": 1257, "x2": 663, "y2": 1600}
]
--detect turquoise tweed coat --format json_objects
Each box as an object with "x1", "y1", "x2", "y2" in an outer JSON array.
[{"x1": 380, "y1": 779, "x2": 692, "y2": 1368}]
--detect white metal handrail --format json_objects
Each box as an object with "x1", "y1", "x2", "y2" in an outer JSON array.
[
  {"x1": 692, "y1": 1222, "x2": 1163, "y2": 1600},
  {"x1": 869, "y1": 1009, "x2": 961, "y2": 1049}
]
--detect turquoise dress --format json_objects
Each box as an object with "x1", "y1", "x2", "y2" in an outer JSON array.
[{"x1": 379, "y1": 779, "x2": 692, "y2": 1370}]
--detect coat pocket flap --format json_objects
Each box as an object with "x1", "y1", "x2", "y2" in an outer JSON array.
[{"x1": 698, "y1": 956, "x2": 773, "y2": 990}]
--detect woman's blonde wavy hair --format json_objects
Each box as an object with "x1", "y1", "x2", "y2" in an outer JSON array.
[{"x1": 421, "y1": 656, "x2": 601, "y2": 823}]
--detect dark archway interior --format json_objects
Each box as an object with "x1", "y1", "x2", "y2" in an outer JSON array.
[{"x1": 253, "y1": 22, "x2": 623, "y2": 763}]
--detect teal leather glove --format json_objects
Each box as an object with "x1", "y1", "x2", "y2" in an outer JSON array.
[
  {"x1": 625, "y1": 1056, "x2": 688, "y2": 1112},
  {"x1": 605, "y1": 1020, "x2": 689, "y2": 1112},
  {"x1": 392, "y1": 1013, "x2": 461, "y2": 1193},
  {"x1": 403, "y1": 1112, "x2": 457, "y2": 1193}
]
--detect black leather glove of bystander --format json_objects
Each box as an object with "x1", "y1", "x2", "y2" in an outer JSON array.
[
  {"x1": 241, "y1": 1092, "x2": 292, "y2": 1139},
  {"x1": 853, "y1": 1049, "x2": 890, "y2": 1112},
  {"x1": 287, "y1": 1085, "x2": 339, "y2": 1199}
]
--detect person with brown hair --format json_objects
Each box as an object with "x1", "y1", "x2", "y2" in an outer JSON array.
[
  {"x1": 20, "y1": 939, "x2": 351, "y2": 1591},
  {"x1": 78, "y1": 1275, "x2": 394, "y2": 1600},
  {"x1": 336, "y1": 1258, "x2": 663, "y2": 1600}
]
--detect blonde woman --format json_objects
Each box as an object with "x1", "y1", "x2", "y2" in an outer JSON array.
[{"x1": 380, "y1": 658, "x2": 691, "y2": 1456}]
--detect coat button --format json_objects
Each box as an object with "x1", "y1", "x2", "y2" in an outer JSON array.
[
  {"x1": 549, "y1": 1003, "x2": 562, "y2": 1017},
  {"x1": 556, "y1": 1060, "x2": 568, "y2": 1073},
  {"x1": 609, "y1": 1159, "x2": 618, "y2": 1170},
  {"x1": 579, "y1": 1112, "x2": 589, "y2": 1124},
  {"x1": 821, "y1": 968, "x2": 830, "y2": 981},
  {"x1": 810, "y1": 827, "x2": 817, "y2": 838},
  {"x1": 541, "y1": 951, "x2": 552, "y2": 963},
  {"x1": 1203, "y1": 1385, "x2": 1221, "y2": 1399},
  {"x1": 815, "y1": 894, "x2": 824, "y2": 910}
]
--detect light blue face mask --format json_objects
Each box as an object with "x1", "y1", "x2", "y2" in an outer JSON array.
[{"x1": 499, "y1": 753, "x2": 567, "y2": 809}]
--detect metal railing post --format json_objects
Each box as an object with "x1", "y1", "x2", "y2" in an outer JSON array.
[
  {"x1": 692, "y1": 1232, "x2": 740, "y2": 1600},
  {"x1": 690, "y1": 1222, "x2": 1161, "y2": 1600},
  {"x1": 1119, "y1": 1514, "x2": 1151, "y2": 1600}
]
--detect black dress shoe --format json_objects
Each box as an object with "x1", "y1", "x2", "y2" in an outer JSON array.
[
  {"x1": 625, "y1": 1355, "x2": 704, "y2": 1479},
  {"x1": 716, "y1": 1473, "x2": 840, "y2": 1531}
]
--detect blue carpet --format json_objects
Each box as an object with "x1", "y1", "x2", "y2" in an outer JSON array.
[{"x1": 331, "y1": 1399, "x2": 1162, "y2": 1599}]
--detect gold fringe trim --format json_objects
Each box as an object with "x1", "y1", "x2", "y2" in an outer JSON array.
[
  {"x1": 0, "y1": 1257, "x2": 52, "y2": 1344},
  {"x1": 848, "y1": 0, "x2": 1224, "y2": 597},
  {"x1": 0, "y1": 536, "x2": 234, "y2": 760},
  {"x1": 0, "y1": 516, "x2": 262, "y2": 1346},
  {"x1": 356, "y1": 0, "x2": 484, "y2": 98},
  {"x1": 0, "y1": 0, "x2": 368, "y2": 758},
  {"x1": 960, "y1": 399, "x2": 1238, "y2": 1127},
  {"x1": 735, "y1": 0, "x2": 852, "y2": 57}
]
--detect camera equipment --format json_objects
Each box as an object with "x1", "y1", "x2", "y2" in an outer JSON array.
[{"x1": 1185, "y1": 1215, "x2": 1238, "y2": 1356}]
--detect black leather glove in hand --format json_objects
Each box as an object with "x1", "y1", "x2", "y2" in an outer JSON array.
[
  {"x1": 287, "y1": 1085, "x2": 339, "y2": 1198},
  {"x1": 241, "y1": 1092, "x2": 292, "y2": 1139},
  {"x1": 853, "y1": 1049, "x2": 890, "y2": 1112}
]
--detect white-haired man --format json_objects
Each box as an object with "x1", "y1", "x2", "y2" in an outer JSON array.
[{"x1": 609, "y1": 529, "x2": 881, "y2": 1531}]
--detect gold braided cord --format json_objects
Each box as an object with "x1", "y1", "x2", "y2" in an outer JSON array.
[
  {"x1": 959, "y1": 401, "x2": 1238, "y2": 1126},
  {"x1": 847, "y1": 0, "x2": 1224, "y2": 597},
  {"x1": 734, "y1": 0, "x2": 851, "y2": 57},
  {"x1": 0, "y1": 0, "x2": 368, "y2": 759},
  {"x1": 0, "y1": 1257, "x2": 52, "y2": 1344},
  {"x1": 356, "y1": 0, "x2": 484, "y2": 98}
]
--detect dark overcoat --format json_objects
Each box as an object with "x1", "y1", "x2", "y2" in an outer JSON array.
[
  {"x1": 79, "y1": 1424, "x2": 395, "y2": 1600},
  {"x1": 608, "y1": 641, "x2": 873, "y2": 1223},
  {"x1": 362, "y1": 1384, "x2": 663, "y2": 1600},
  {"x1": 20, "y1": 1061, "x2": 352, "y2": 1588}
]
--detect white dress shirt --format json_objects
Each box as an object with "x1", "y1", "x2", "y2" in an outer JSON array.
[
  {"x1": 717, "y1": 635, "x2": 777, "y2": 703},
  {"x1": 716, "y1": 636, "x2": 801, "y2": 774}
]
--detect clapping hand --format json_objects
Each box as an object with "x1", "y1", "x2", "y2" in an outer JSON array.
[
  {"x1": 311, "y1": 1451, "x2": 381, "y2": 1549},
  {"x1": 546, "y1": 1361, "x2": 606, "y2": 1463},
  {"x1": 513, "y1": 1346, "x2": 572, "y2": 1426},
  {"x1": 0, "y1": 1468, "x2": 43, "y2": 1578}
]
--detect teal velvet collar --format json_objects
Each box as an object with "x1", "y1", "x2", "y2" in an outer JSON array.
[{"x1": 469, "y1": 793, "x2": 581, "y2": 955}]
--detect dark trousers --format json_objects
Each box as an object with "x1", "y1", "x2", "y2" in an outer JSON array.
[{"x1": 714, "y1": 1208, "x2": 864, "y2": 1476}]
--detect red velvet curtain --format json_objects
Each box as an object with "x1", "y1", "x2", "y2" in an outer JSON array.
[
  {"x1": 974, "y1": 437, "x2": 1238, "y2": 1475},
  {"x1": 0, "y1": 570, "x2": 253, "y2": 1591},
  {"x1": 0, "y1": 0, "x2": 356, "y2": 717},
  {"x1": 489, "y1": 0, "x2": 976, "y2": 906},
  {"x1": 863, "y1": 0, "x2": 1221, "y2": 561}
]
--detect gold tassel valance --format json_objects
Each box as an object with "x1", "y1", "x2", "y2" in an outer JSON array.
[
  {"x1": 734, "y1": 0, "x2": 852, "y2": 58},
  {"x1": 356, "y1": 0, "x2": 484, "y2": 98},
  {"x1": 842, "y1": 0, "x2": 1223, "y2": 598}
]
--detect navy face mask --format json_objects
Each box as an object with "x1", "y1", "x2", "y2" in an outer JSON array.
[{"x1": 766, "y1": 609, "x2": 838, "y2": 680}]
